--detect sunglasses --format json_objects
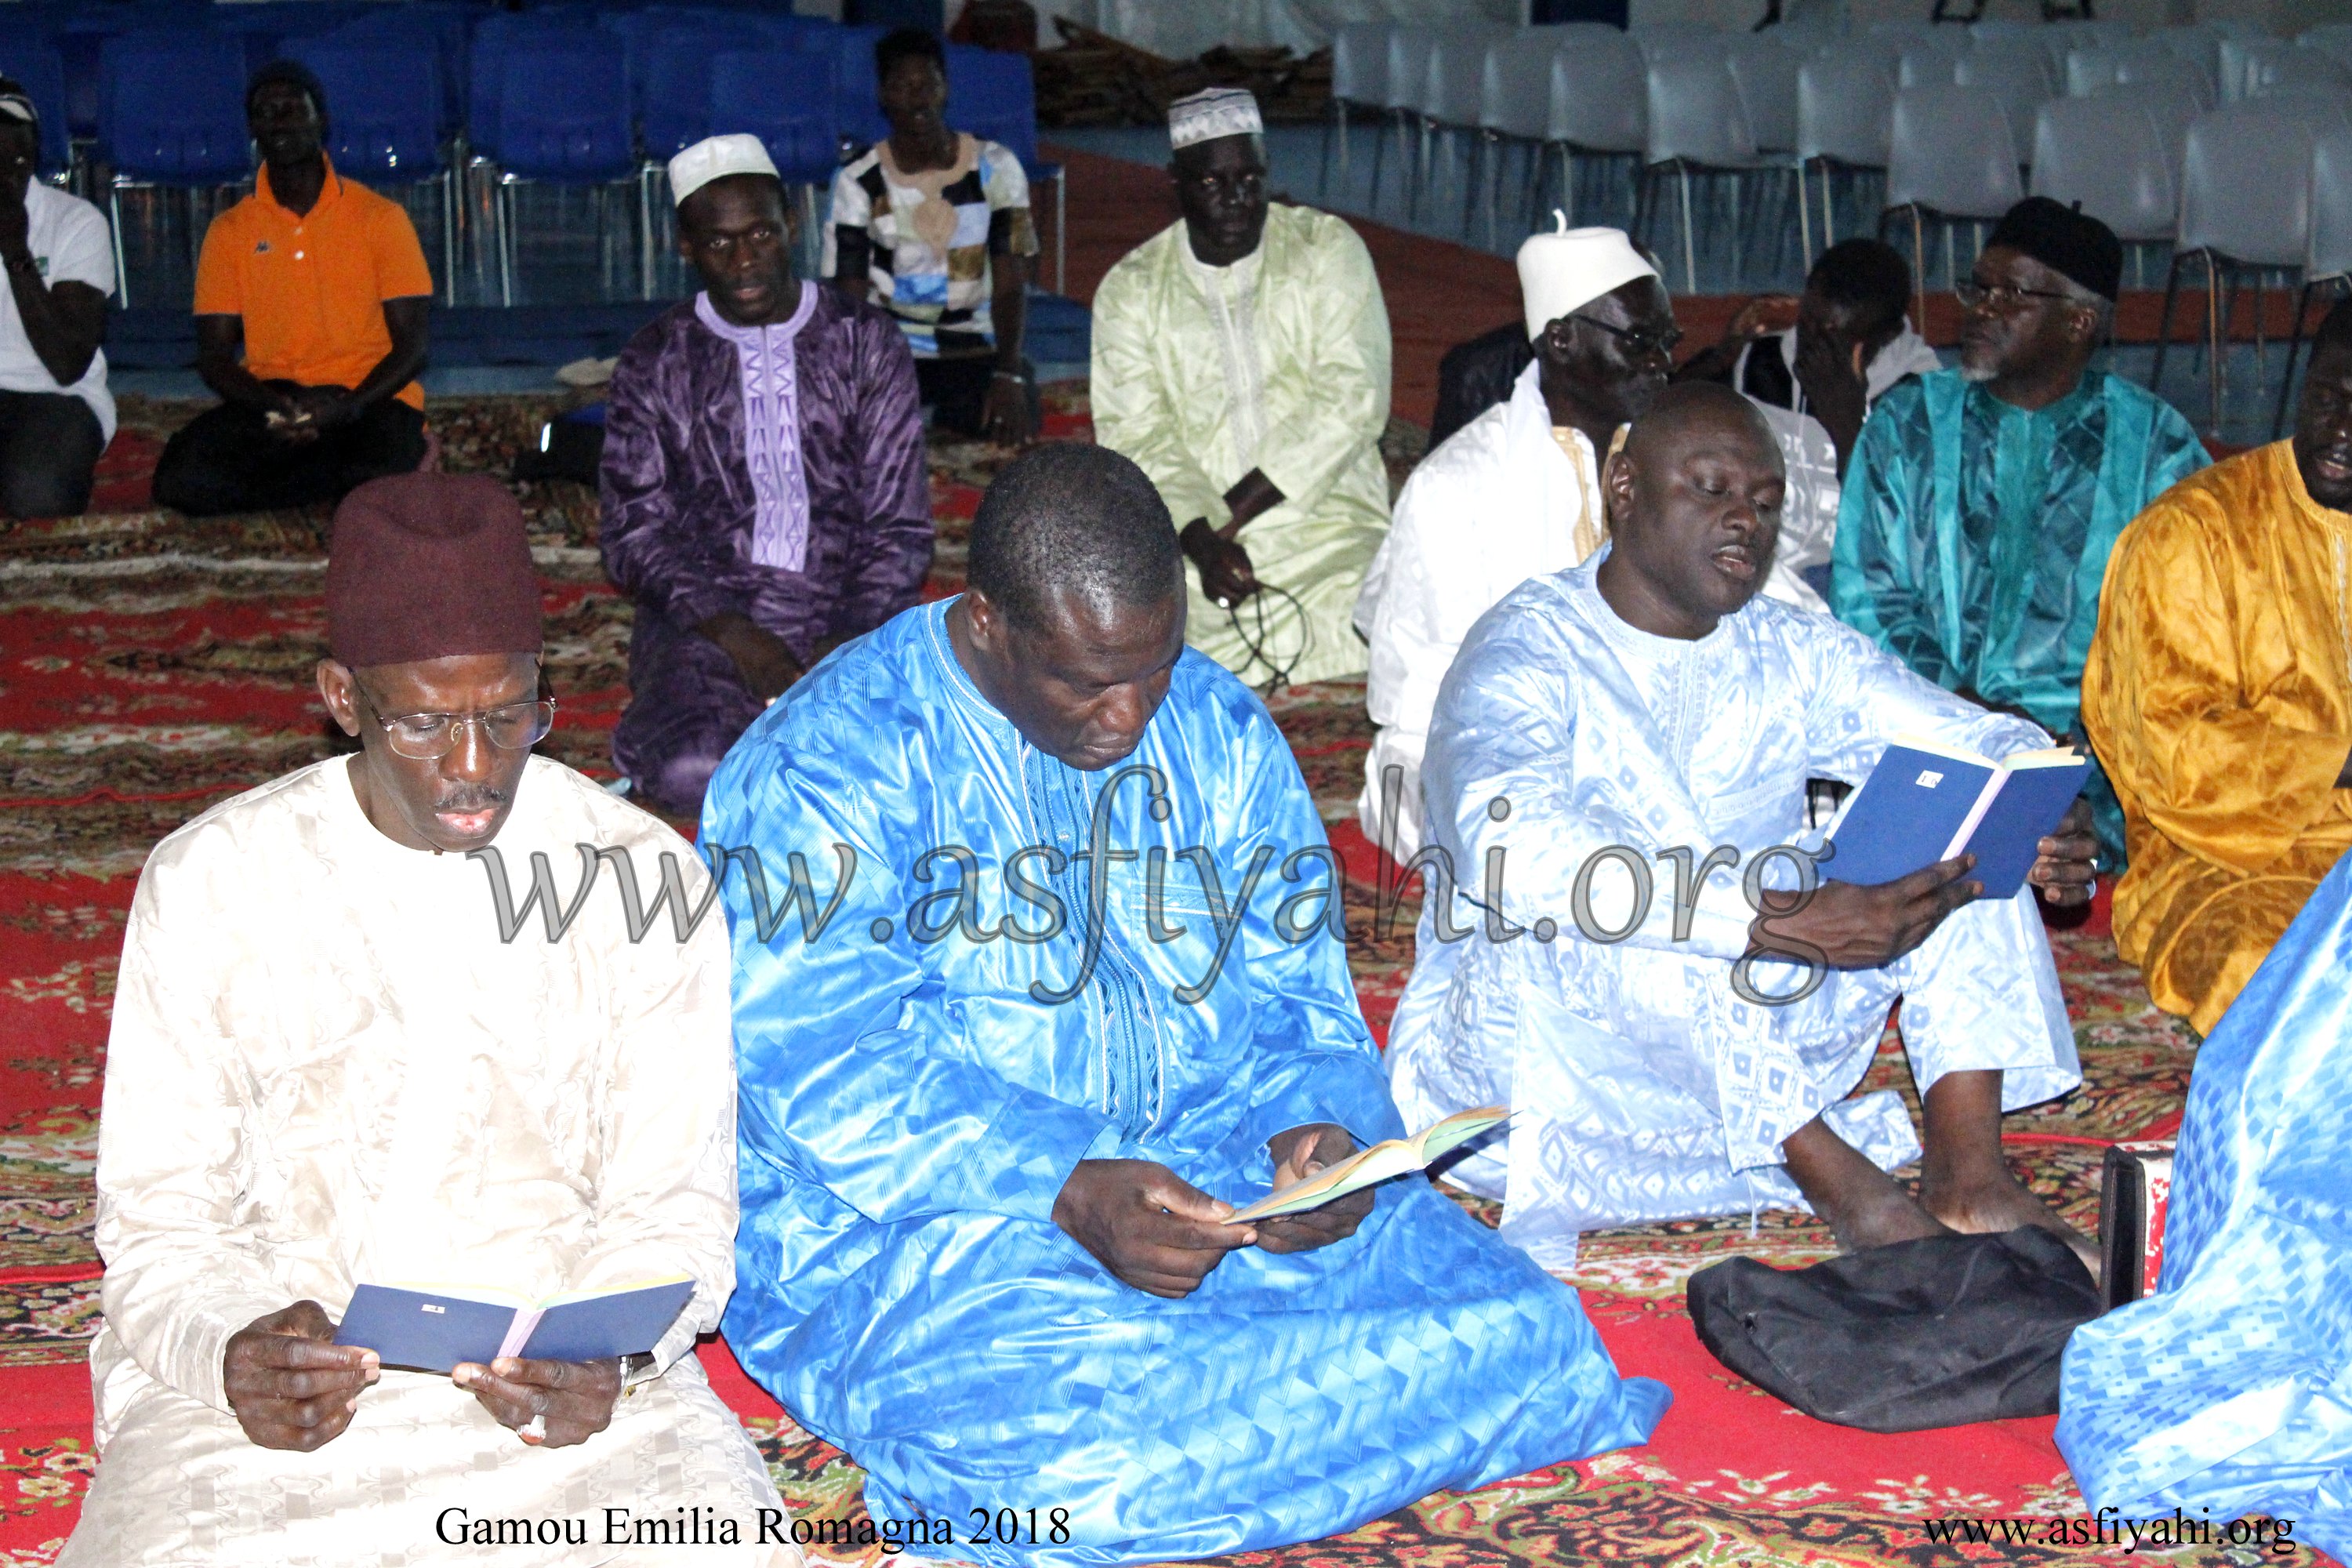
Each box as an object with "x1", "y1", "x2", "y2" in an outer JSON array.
[{"x1": 1572, "y1": 314, "x2": 1685, "y2": 360}]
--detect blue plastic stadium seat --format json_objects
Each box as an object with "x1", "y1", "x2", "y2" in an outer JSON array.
[
  {"x1": 0, "y1": 41, "x2": 72, "y2": 175},
  {"x1": 496, "y1": 38, "x2": 633, "y2": 182},
  {"x1": 945, "y1": 42, "x2": 1040, "y2": 169},
  {"x1": 205, "y1": 4, "x2": 350, "y2": 84},
  {"x1": 100, "y1": 30, "x2": 251, "y2": 185},
  {"x1": 43, "y1": 2, "x2": 208, "y2": 140},
  {"x1": 624, "y1": 20, "x2": 740, "y2": 162},
  {"x1": 285, "y1": 39, "x2": 444, "y2": 183},
  {"x1": 831, "y1": 24, "x2": 887, "y2": 153},
  {"x1": 330, "y1": 3, "x2": 474, "y2": 141},
  {"x1": 468, "y1": 14, "x2": 616, "y2": 164},
  {"x1": 485, "y1": 29, "x2": 637, "y2": 307},
  {"x1": 710, "y1": 48, "x2": 840, "y2": 186}
]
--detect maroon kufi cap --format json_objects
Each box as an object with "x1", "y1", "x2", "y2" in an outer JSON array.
[{"x1": 326, "y1": 474, "x2": 542, "y2": 668}]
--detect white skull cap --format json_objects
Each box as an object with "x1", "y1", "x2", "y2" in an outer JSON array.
[
  {"x1": 1515, "y1": 212, "x2": 1657, "y2": 341},
  {"x1": 670, "y1": 133, "x2": 779, "y2": 207},
  {"x1": 1168, "y1": 86, "x2": 1263, "y2": 149}
]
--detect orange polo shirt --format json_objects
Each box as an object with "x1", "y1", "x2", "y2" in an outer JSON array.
[{"x1": 193, "y1": 158, "x2": 434, "y2": 410}]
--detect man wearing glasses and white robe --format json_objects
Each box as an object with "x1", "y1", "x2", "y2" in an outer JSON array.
[{"x1": 64, "y1": 474, "x2": 789, "y2": 1567}]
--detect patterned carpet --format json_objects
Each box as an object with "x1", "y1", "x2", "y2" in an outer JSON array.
[{"x1": 0, "y1": 391, "x2": 2252, "y2": 1566}]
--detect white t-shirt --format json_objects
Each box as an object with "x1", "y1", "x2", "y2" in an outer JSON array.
[{"x1": 0, "y1": 181, "x2": 114, "y2": 439}]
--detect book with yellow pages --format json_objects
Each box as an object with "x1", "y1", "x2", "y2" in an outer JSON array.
[
  {"x1": 333, "y1": 1276, "x2": 695, "y2": 1374},
  {"x1": 1224, "y1": 1108, "x2": 1511, "y2": 1224}
]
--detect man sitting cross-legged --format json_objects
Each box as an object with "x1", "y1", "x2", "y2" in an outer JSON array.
[
  {"x1": 1386, "y1": 383, "x2": 2100, "y2": 1270},
  {"x1": 1830, "y1": 198, "x2": 2205, "y2": 862},
  {"x1": 151, "y1": 61, "x2": 432, "y2": 517},
  {"x1": 1091, "y1": 87, "x2": 1392, "y2": 688},
  {"x1": 61, "y1": 474, "x2": 789, "y2": 1568},
  {"x1": 2083, "y1": 299, "x2": 2352, "y2": 1037},
  {"x1": 603, "y1": 133, "x2": 929, "y2": 819},
  {"x1": 708, "y1": 443, "x2": 1668, "y2": 1566}
]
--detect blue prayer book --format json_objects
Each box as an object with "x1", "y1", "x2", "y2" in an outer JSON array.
[
  {"x1": 1822, "y1": 735, "x2": 2089, "y2": 899},
  {"x1": 333, "y1": 1277, "x2": 695, "y2": 1374}
]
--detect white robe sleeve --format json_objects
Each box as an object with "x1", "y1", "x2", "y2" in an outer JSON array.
[
  {"x1": 572, "y1": 866, "x2": 742, "y2": 1374},
  {"x1": 1250, "y1": 218, "x2": 1391, "y2": 524},
  {"x1": 94, "y1": 856, "x2": 300, "y2": 1417},
  {"x1": 1796, "y1": 612, "x2": 2054, "y2": 783},
  {"x1": 1361, "y1": 457, "x2": 1477, "y2": 742},
  {"x1": 1089, "y1": 252, "x2": 1225, "y2": 528}
]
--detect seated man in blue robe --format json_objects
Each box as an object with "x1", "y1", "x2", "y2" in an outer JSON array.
[
  {"x1": 1388, "y1": 383, "x2": 2101, "y2": 1270},
  {"x1": 706, "y1": 442, "x2": 1668, "y2": 1566},
  {"x1": 2056, "y1": 851, "x2": 2352, "y2": 1559}
]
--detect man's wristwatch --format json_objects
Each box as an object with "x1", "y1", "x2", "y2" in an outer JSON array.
[{"x1": 619, "y1": 1352, "x2": 659, "y2": 1397}]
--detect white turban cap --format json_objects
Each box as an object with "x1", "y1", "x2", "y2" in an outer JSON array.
[
  {"x1": 1168, "y1": 86, "x2": 1263, "y2": 150},
  {"x1": 1516, "y1": 214, "x2": 1657, "y2": 341},
  {"x1": 670, "y1": 133, "x2": 779, "y2": 207}
]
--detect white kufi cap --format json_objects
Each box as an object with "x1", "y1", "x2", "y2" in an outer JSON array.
[
  {"x1": 1515, "y1": 214, "x2": 1657, "y2": 341},
  {"x1": 670, "y1": 133, "x2": 779, "y2": 207},
  {"x1": 1167, "y1": 86, "x2": 1263, "y2": 150}
]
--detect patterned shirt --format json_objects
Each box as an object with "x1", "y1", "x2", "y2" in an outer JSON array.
[
  {"x1": 824, "y1": 132, "x2": 1036, "y2": 358},
  {"x1": 1831, "y1": 366, "x2": 2209, "y2": 862},
  {"x1": 1831, "y1": 368, "x2": 2208, "y2": 741}
]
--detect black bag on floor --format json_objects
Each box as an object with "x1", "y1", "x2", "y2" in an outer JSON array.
[
  {"x1": 511, "y1": 405, "x2": 604, "y2": 486},
  {"x1": 1686, "y1": 1227, "x2": 2103, "y2": 1433}
]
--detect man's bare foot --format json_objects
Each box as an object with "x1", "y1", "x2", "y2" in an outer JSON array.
[
  {"x1": 1918, "y1": 1070, "x2": 2101, "y2": 1279},
  {"x1": 1921, "y1": 1166, "x2": 2100, "y2": 1278},
  {"x1": 1817, "y1": 1181, "x2": 1955, "y2": 1254},
  {"x1": 1781, "y1": 1114, "x2": 1957, "y2": 1254}
]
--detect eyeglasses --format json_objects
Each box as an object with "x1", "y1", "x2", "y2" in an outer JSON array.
[
  {"x1": 1955, "y1": 279, "x2": 2077, "y2": 312},
  {"x1": 364, "y1": 696, "x2": 557, "y2": 760},
  {"x1": 1572, "y1": 314, "x2": 1685, "y2": 360}
]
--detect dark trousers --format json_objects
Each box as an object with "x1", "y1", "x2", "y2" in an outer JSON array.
[
  {"x1": 151, "y1": 383, "x2": 427, "y2": 517},
  {"x1": 0, "y1": 389, "x2": 103, "y2": 517},
  {"x1": 916, "y1": 354, "x2": 1038, "y2": 437}
]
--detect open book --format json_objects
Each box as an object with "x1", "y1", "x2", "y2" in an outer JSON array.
[
  {"x1": 1823, "y1": 735, "x2": 2089, "y2": 900},
  {"x1": 333, "y1": 1276, "x2": 695, "y2": 1374},
  {"x1": 1224, "y1": 1108, "x2": 1511, "y2": 1225}
]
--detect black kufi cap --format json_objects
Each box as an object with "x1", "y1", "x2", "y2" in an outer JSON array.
[{"x1": 1986, "y1": 196, "x2": 2122, "y2": 302}]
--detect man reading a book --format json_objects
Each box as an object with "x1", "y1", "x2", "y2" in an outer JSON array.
[
  {"x1": 2083, "y1": 298, "x2": 2352, "y2": 1038},
  {"x1": 1829, "y1": 198, "x2": 2206, "y2": 865},
  {"x1": 1387, "y1": 383, "x2": 2101, "y2": 1270},
  {"x1": 64, "y1": 474, "x2": 790, "y2": 1567},
  {"x1": 709, "y1": 442, "x2": 1668, "y2": 1566}
]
